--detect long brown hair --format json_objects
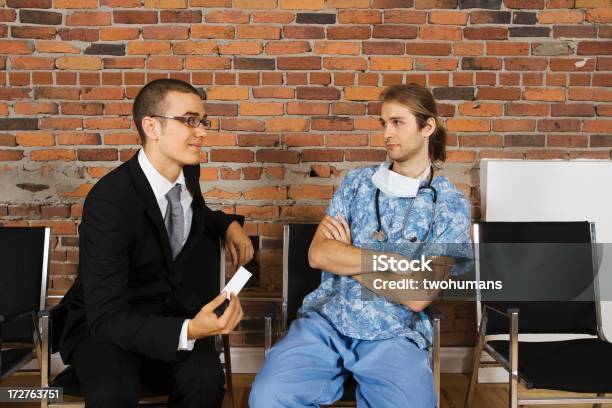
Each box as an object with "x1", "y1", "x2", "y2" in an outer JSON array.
[{"x1": 379, "y1": 84, "x2": 447, "y2": 164}]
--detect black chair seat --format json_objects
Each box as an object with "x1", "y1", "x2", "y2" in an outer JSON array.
[
  {"x1": 341, "y1": 374, "x2": 357, "y2": 401},
  {"x1": 1, "y1": 347, "x2": 33, "y2": 378},
  {"x1": 488, "y1": 338, "x2": 612, "y2": 393},
  {"x1": 51, "y1": 366, "x2": 170, "y2": 398}
]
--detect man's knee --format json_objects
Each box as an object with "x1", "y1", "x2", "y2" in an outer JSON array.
[
  {"x1": 170, "y1": 348, "x2": 225, "y2": 406},
  {"x1": 83, "y1": 381, "x2": 140, "y2": 408},
  {"x1": 249, "y1": 371, "x2": 281, "y2": 407}
]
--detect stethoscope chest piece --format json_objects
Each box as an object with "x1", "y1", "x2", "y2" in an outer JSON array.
[{"x1": 373, "y1": 229, "x2": 386, "y2": 242}]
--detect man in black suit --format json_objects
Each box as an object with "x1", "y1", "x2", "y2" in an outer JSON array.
[{"x1": 57, "y1": 79, "x2": 253, "y2": 407}]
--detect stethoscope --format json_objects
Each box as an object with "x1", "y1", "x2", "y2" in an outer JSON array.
[{"x1": 374, "y1": 164, "x2": 438, "y2": 243}]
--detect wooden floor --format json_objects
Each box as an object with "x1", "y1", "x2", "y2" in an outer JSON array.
[{"x1": 1, "y1": 372, "x2": 609, "y2": 407}]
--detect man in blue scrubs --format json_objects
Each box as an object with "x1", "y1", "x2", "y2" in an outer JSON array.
[{"x1": 250, "y1": 84, "x2": 473, "y2": 408}]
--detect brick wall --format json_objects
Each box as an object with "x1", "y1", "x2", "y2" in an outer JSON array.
[{"x1": 0, "y1": 0, "x2": 610, "y2": 346}]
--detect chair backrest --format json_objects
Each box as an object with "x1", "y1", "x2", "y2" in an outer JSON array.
[
  {"x1": 0, "y1": 227, "x2": 50, "y2": 341},
  {"x1": 474, "y1": 221, "x2": 598, "y2": 336},
  {"x1": 282, "y1": 223, "x2": 321, "y2": 332}
]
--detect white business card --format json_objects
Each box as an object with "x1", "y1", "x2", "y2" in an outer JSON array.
[{"x1": 222, "y1": 266, "x2": 252, "y2": 300}]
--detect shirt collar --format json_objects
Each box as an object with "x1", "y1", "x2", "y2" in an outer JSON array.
[{"x1": 138, "y1": 149, "x2": 186, "y2": 202}]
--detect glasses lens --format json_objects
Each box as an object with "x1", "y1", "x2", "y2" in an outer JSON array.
[
  {"x1": 185, "y1": 117, "x2": 199, "y2": 128},
  {"x1": 202, "y1": 119, "x2": 211, "y2": 129}
]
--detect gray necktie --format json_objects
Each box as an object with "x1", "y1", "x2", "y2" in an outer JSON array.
[{"x1": 164, "y1": 184, "x2": 184, "y2": 259}]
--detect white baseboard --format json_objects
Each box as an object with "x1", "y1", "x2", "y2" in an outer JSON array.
[
  {"x1": 27, "y1": 347, "x2": 515, "y2": 384},
  {"x1": 29, "y1": 347, "x2": 473, "y2": 375}
]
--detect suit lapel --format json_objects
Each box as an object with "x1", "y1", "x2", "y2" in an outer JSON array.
[{"x1": 128, "y1": 151, "x2": 174, "y2": 274}]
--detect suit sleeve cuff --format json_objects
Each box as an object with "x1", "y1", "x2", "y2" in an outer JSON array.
[{"x1": 178, "y1": 319, "x2": 195, "y2": 351}]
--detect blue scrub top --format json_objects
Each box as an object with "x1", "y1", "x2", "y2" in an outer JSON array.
[{"x1": 299, "y1": 164, "x2": 473, "y2": 349}]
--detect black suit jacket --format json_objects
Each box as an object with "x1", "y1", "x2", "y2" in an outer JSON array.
[{"x1": 58, "y1": 151, "x2": 242, "y2": 364}]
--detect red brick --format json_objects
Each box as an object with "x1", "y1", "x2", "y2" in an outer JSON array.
[
  {"x1": 277, "y1": 56, "x2": 321, "y2": 70},
  {"x1": 210, "y1": 149, "x2": 254, "y2": 162},
  {"x1": 289, "y1": 185, "x2": 334, "y2": 199},
  {"x1": 447, "y1": 119, "x2": 490, "y2": 132},
  {"x1": 252, "y1": 87, "x2": 295, "y2": 99},
  {"x1": 30, "y1": 149, "x2": 76, "y2": 161},
  {"x1": 339, "y1": 10, "x2": 381, "y2": 24},
  {"x1": 315, "y1": 41, "x2": 360, "y2": 55},
  {"x1": 523, "y1": 88, "x2": 565, "y2": 101},
  {"x1": 267, "y1": 118, "x2": 309, "y2": 131},
  {"x1": 459, "y1": 135, "x2": 502, "y2": 147},
  {"x1": 12, "y1": 26, "x2": 56, "y2": 39},
  {"x1": 0, "y1": 40, "x2": 34, "y2": 55},
  {"x1": 237, "y1": 26, "x2": 281, "y2": 40},
  {"x1": 302, "y1": 149, "x2": 343, "y2": 162},
  {"x1": 487, "y1": 42, "x2": 530, "y2": 55},
  {"x1": 372, "y1": 25, "x2": 417, "y2": 39},
  {"x1": 430, "y1": 11, "x2": 468, "y2": 25},
  {"x1": 143, "y1": 26, "x2": 189, "y2": 40},
  {"x1": 283, "y1": 25, "x2": 325, "y2": 39},
  {"x1": 323, "y1": 57, "x2": 366, "y2": 70},
  {"x1": 582, "y1": 120, "x2": 611, "y2": 133},
  {"x1": 538, "y1": 11, "x2": 583, "y2": 24},
  {"x1": 66, "y1": 11, "x2": 111, "y2": 26},
  {"x1": 244, "y1": 186, "x2": 287, "y2": 200},
  {"x1": 81, "y1": 87, "x2": 124, "y2": 100},
  {"x1": 420, "y1": 26, "x2": 462, "y2": 41},
  {"x1": 235, "y1": 206, "x2": 278, "y2": 219},
  {"x1": 252, "y1": 12, "x2": 294, "y2": 23},
  {"x1": 406, "y1": 43, "x2": 451, "y2": 56},
  {"x1": 328, "y1": 26, "x2": 372, "y2": 40},
  {"x1": 0, "y1": 150, "x2": 24, "y2": 161},
  {"x1": 281, "y1": 133, "x2": 324, "y2": 146},
  {"x1": 459, "y1": 102, "x2": 502, "y2": 117},
  {"x1": 14, "y1": 102, "x2": 57, "y2": 114},
  {"x1": 256, "y1": 149, "x2": 300, "y2": 163},
  {"x1": 191, "y1": 25, "x2": 234, "y2": 39},
  {"x1": 266, "y1": 41, "x2": 310, "y2": 55},
  {"x1": 382, "y1": 10, "x2": 425, "y2": 24},
  {"x1": 493, "y1": 119, "x2": 535, "y2": 132},
  {"x1": 237, "y1": 134, "x2": 279, "y2": 146},
  {"x1": 477, "y1": 87, "x2": 521, "y2": 100},
  {"x1": 326, "y1": 133, "x2": 368, "y2": 146},
  {"x1": 547, "y1": 134, "x2": 588, "y2": 148},
  {"x1": 280, "y1": 205, "x2": 326, "y2": 220},
  {"x1": 416, "y1": 58, "x2": 457, "y2": 70},
  {"x1": 58, "y1": 132, "x2": 100, "y2": 145},
  {"x1": 287, "y1": 102, "x2": 328, "y2": 115}
]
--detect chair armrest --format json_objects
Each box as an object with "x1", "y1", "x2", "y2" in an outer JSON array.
[
  {"x1": 425, "y1": 305, "x2": 445, "y2": 321},
  {"x1": 483, "y1": 304, "x2": 519, "y2": 319},
  {"x1": 0, "y1": 307, "x2": 36, "y2": 324},
  {"x1": 263, "y1": 303, "x2": 277, "y2": 356}
]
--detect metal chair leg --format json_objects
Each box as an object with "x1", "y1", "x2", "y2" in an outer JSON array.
[
  {"x1": 464, "y1": 309, "x2": 488, "y2": 408},
  {"x1": 432, "y1": 316, "x2": 441, "y2": 408},
  {"x1": 593, "y1": 392, "x2": 605, "y2": 408},
  {"x1": 222, "y1": 334, "x2": 235, "y2": 408},
  {"x1": 508, "y1": 309, "x2": 519, "y2": 408}
]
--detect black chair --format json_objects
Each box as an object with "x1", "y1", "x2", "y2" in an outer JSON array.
[
  {"x1": 465, "y1": 221, "x2": 612, "y2": 408},
  {"x1": 0, "y1": 227, "x2": 50, "y2": 382},
  {"x1": 41, "y1": 241, "x2": 235, "y2": 408},
  {"x1": 262, "y1": 223, "x2": 443, "y2": 408}
]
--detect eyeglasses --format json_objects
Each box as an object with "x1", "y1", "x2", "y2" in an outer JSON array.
[{"x1": 151, "y1": 115, "x2": 211, "y2": 129}]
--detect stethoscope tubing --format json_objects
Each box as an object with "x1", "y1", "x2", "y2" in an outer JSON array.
[{"x1": 374, "y1": 165, "x2": 438, "y2": 243}]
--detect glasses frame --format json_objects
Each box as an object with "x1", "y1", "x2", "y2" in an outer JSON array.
[{"x1": 151, "y1": 115, "x2": 211, "y2": 129}]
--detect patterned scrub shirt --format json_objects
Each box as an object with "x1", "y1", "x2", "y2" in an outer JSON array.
[{"x1": 299, "y1": 163, "x2": 473, "y2": 349}]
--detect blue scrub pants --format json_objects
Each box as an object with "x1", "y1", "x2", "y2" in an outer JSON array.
[{"x1": 249, "y1": 311, "x2": 436, "y2": 408}]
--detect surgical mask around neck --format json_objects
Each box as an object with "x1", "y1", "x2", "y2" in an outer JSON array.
[{"x1": 371, "y1": 163, "x2": 430, "y2": 198}]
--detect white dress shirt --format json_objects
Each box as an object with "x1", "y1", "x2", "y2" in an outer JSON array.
[{"x1": 138, "y1": 149, "x2": 196, "y2": 351}]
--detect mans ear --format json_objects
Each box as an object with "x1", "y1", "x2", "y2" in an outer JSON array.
[
  {"x1": 422, "y1": 117, "x2": 436, "y2": 139},
  {"x1": 141, "y1": 117, "x2": 160, "y2": 143}
]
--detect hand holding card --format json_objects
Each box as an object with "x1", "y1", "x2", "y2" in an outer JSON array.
[{"x1": 214, "y1": 266, "x2": 252, "y2": 317}]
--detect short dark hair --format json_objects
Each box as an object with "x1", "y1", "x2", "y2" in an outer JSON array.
[
  {"x1": 132, "y1": 79, "x2": 203, "y2": 145},
  {"x1": 380, "y1": 83, "x2": 447, "y2": 164}
]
